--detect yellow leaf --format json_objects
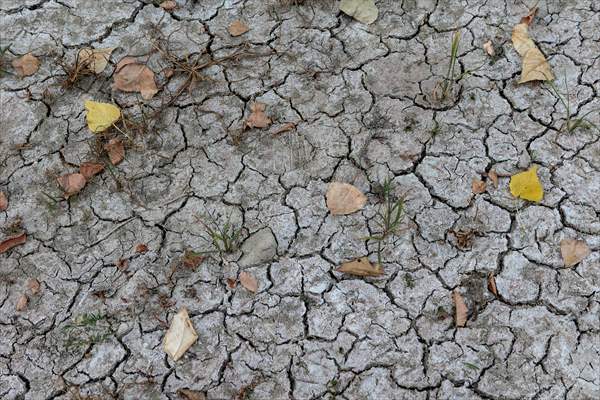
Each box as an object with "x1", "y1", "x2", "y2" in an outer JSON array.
[
  {"x1": 509, "y1": 166, "x2": 543, "y2": 202},
  {"x1": 84, "y1": 100, "x2": 121, "y2": 133},
  {"x1": 511, "y1": 9, "x2": 554, "y2": 83}
]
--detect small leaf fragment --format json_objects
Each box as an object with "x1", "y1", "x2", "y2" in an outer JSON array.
[
  {"x1": 57, "y1": 173, "x2": 87, "y2": 198},
  {"x1": 0, "y1": 233, "x2": 26, "y2": 254},
  {"x1": 245, "y1": 102, "x2": 271, "y2": 129},
  {"x1": 487, "y1": 169, "x2": 498, "y2": 188},
  {"x1": 336, "y1": 257, "x2": 383, "y2": 277},
  {"x1": 12, "y1": 53, "x2": 40, "y2": 77},
  {"x1": 226, "y1": 278, "x2": 237, "y2": 289},
  {"x1": 27, "y1": 278, "x2": 41, "y2": 295},
  {"x1": 104, "y1": 139, "x2": 125, "y2": 165},
  {"x1": 0, "y1": 191, "x2": 8, "y2": 211},
  {"x1": 509, "y1": 165, "x2": 543, "y2": 202},
  {"x1": 471, "y1": 179, "x2": 486, "y2": 194},
  {"x1": 177, "y1": 389, "x2": 206, "y2": 400},
  {"x1": 79, "y1": 162, "x2": 105, "y2": 179},
  {"x1": 452, "y1": 289, "x2": 468, "y2": 328},
  {"x1": 182, "y1": 250, "x2": 204, "y2": 269},
  {"x1": 239, "y1": 271, "x2": 258, "y2": 293},
  {"x1": 78, "y1": 48, "x2": 114, "y2": 74},
  {"x1": 487, "y1": 272, "x2": 498, "y2": 296},
  {"x1": 326, "y1": 182, "x2": 367, "y2": 215},
  {"x1": 135, "y1": 243, "x2": 149, "y2": 253},
  {"x1": 163, "y1": 308, "x2": 198, "y2": 361},
  {"x1": 228, "y1": 20, "x2": 249, "y2": 37},
  {"x1": 560, "y1": 239, "x2": 590, "y2": 267},
  {"x1": 511, "y1": 8, "x2": 554, "y2": 83},
  {"x1": 483, "y1": 40, "x2": 495, "y2": 56},
  {"x1": 160, "y1": 0, "x2": 177, "y2": 11},
  {"x1": 339, "y1": 0, "x2": 379, "y2": 25},
  {"x1": 113, "y1": 60, "x2": 159, "y2": 99},
  {"x1": 16, "y1": 294, "x2": 28, "y2": 311},
  {"x1": 273, "y1": 122, "x2": 296, "y2": 135},
  {"x1": 84, "y1": 100, "x2": 121, "y2": 133}
]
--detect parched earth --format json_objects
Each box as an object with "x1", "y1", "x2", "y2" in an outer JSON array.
[{"x1": 1, "y1": 0, "x2": 599, "y2": 399}]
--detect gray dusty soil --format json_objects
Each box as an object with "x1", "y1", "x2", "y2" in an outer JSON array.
[{"x1": 1, "y1": 0, "x2": 599, "y2": 399}]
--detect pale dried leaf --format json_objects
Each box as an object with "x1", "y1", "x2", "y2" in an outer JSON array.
[
  {"x1": 104, "y1": 139, "x2": 125, "y2": 165},
  {"x1": 0, "y1": 191, "x2": 7, "y2": 211},
  {"x1": 78, "y1": 48, "x2": 114, "y2": 74},
  {"x1": 0, "y1": 233, "x2": 26, "y2": 254},
  {"x1": 16, "y1": 294, "x2": 28, "y2": 311},
  {"x1": 160, "y1": 0, "x2": 177, "y2": 11},
  {"x1": 452, "y1": 289, "x2": 468, "y2": 327},
  {"x1": 512, "y1": 9, "x2": 554, "y2": 83},
  {"x1": 245, "y1": 102, "x2": 271, "y2": 129},
  {"x1": 560, "y1": 239, "x2": 591, "y2": 267},
  {"x1": 471, "y1": 179, "x2": 486, "y2": 194},
  {"x1": 487, "y1": 273, "x2": 498, "y2": 296},
  {"x1": 163, "y1": 308, "x2": 198, "y2": 361},
  {"x1": 79, "y1": 162, "x2": 105, "y2": 179},
  {"x1": 273, "y1": 122, "x2": 296, "y2": 135},
  {"x1": 113, "y1": 62, "x2": 159, "y2": 99},
  {"x1": 487, "y1": 169, "x2": 498, "y2": 188},
  {"x1": 228, "y1": 20, "x2": 249, "y2": 36},
  {"x1": 336, "y1": 257, "x2": 383, "y2": 277},
  {"x1": 12, "y1": 53, "x2": 40, "y2": 77},
  {"x1": 57, "y1": 173, "x2": 87, "y2": 198},
  {"x1": 483, "y1": 40, "x2": 495, "y2": 56},
  {"x1": 326, "y1": 182, "x2": 367, "y2": 215},
  {"x1": 339, "y1": 0, "x2": 378, "y2": 24},
  {"x1": 239, "y1": 271, "x2": 258, "y2": 293},
  {"x1": 27, "y1": 278, "x2": 41, "y2": 295}
]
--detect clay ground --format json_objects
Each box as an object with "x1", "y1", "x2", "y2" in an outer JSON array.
[{"x1": 1, "y1": 0, "x2": 599, "y2": 399}]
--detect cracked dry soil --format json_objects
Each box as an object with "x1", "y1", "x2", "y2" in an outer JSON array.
[{"x1": 1, "y1": 0, "x2": 599, "y2": 399}]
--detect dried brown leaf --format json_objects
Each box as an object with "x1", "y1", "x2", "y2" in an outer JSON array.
[
  {"x1": 117, "y1": 258, "x2": 129, "y2": 271},
  {"x1": 239, "y1": 271, "x2": 258, "y2": 293},
  {"x1": 245, "y1": 102, "x2": 271, "y2": 129},
  {"x1": 487, "y1": 272, "x2": 498, "y2": 296},
  {"x1": 182, "y1": 251, "x2": 204, "y2": 269},
  {"x1": 483, "y1": 40, "x2": 495, "y2": 56},
  {"x1": 273, "y1": 122, "x2": 296, "y2": 135},
  {"x1": 113, "y1": 61, "x2": 159, "y2": 99},
  {"x1": 16, "y1": 294, "x2": 28, "y2": 311},
  {"x1": 226, "y1": 278, "x2": 237, "y2": 289},
  {"x1": 452, "y1": 289, "x2": 468, "y2": 327},
  {"x1": 0, "y1": 191, "x2": 8, "y2": 211},
  {"x1": 326, "y1": 182, "x2": 367, "y2": 215},
  {"x1": 12, "y1": 53, "x2": 40, "y2": 77},
  {"x1": 0, "y1": 233, "x2": 26, "y2": 254},
  {"x1": 512, "y1": 8, "x2": 554, "y2": 83},
  {"x1": 57, "y1": 173, "x2": 87, "y2": 198},
  {"x1": 177, "y1": 389, "x2": 206, "y2": 400},
  {"x1": 228, "y1": 20, "x2": 249, "y2": 36},
  {"x1": 160, "y1": 0, "x2": 177, "y2": 11},
  {"x1": 163, "y1": 308, "x2": 198, "y2": 361},
  {"x1": 487, "y1": 169, "x2": 498, "y2": 188},
  {"x1": 471, "y1": 179, "x2": 486, "y2": 194},
  {"x1": 104, "y1": 139, "x2": 125, "y2": 165},
  {"x1": 27, "y1": 278, "x2": 41, "y2": 295},
  {"x1": 78, "y1": 48, "x2": 114, "y2": 74},
  {"x1": 560, "y1": 239, "x2": 591, "y2": 267},
  {"x1": 135, "y1": 243, "x2": 149, "y2": 253},
  {"x1": 336, "y1": 257, "x2": 383, "y2": 277},
  {"x1": 79, "y1": 162, "x2": 105, "y2": 180}
]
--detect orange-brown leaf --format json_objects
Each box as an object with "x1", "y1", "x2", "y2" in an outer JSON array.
[
  {"x1": 27, "y1": 278, "x2": 41, "y2": 295},
  {"x1": 0, "y1": 191, "x2": 8, "y2": 211},
  {"x1": 104, "y1": 139, "x2": 125, "y2": 165},
  {"x1": 177, "y1": 388, "x2": 206, "y2": 400},
  {"x1": 12, "y1": 53, "x2": 40, "y2": 77},
  {"x1": 0, "y1": 233, "x2": 26, "y2": 254},
  {"x1": 228, "y1": 20, "x2": 249, "y2": 37},
  {"x1": 113, "y1": 61, "x2": 158, "y2": 99},
  {"x1": 57, "y1": 173, "x2": 87, "y2": 198},
  {"x1": 16, "y1": 294, "x2": 28, "y2": 311},
  {"x1": 326, "y1": 182, "x2": 367, "y2": 215},
  {"x1": 487, "y1": 169, "x2": 498, "y2": 188},
  {"x1": 452, "y1": 289, "x2": 468, "y2": 327},
  {"x1": 135, "y1": 243, "x2": 149, "y2": 253},
  {"x1": 336, "y1": 257, "x2": 383, "y2": 277},
  {"x1": 79, "y1": 162, "x2": 105, "y2": 179},
  {"x1": 560, "y1": 239, "x2": 591, "y2": 267},
  {"x1": 245, "y1": 102, "x2": 271, "y2": 129},
  {"x1": 239, "y1": 271, "x2": 258, "y2": 293},
  {"x1": 160, "y1": 1, "x2": 177, "y2": 11},
  {"x1": 487, "y1": 272, "x2": 498, "y2": 296},
  {"x1": 471, "y1": 179, "x2": 486, "y2": 194}
]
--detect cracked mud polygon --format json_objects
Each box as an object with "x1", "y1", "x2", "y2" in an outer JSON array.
[{"x1": 1, "y1": 1, "x2": 599, "y2": 399}]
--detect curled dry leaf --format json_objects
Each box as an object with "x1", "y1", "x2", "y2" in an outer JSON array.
[
  {"x1": 452, "y1": 289, "x2": 468, "y2": 328},
  {"x1": 163, "y1": 308, "x2": 198, "y2": 361},
  {"x1": 228, "y1": 20, "x2": 249, "y2": 37},
  {"x1": 177, "y1": 389, "x2": 206, "y2": 400},
  {"x1": 85, "y1": 100, "x2": 121, "y2": 133},
  {"x1": 226, "y1": 278, "x2": 237, "y2": 289},
  {"x1": 245, "y1": 102, "x2": 271, "y2": 129},
  {"x1": 471, "y1": 179, "x2": 486, "y2": 194},
  {"x1": 487, "y1": 169, "x2": 498, "y2": 188},
  {"x1": 0, "y1": 191, "x2": 7, "y2": 211},
  {"x1": 104, "y1": 139, "x2": 125, "y2": 165},
  {"x1": 135, "y1": 243, "x2": 149, "y2": 253},
  {"x1": 79, "y1": 162, "x2": 104, "y2": 180},
  {"x1": 57, "y1": 173, "x2": 87, "y2": 198},
  {"x1": 27, "y1": 278, "x2": 41, "y2": 295},
  {"x1": 487, "y1": 273, "x2": 498, "y2": 296},
  {"x1": 326, "y1": 182, "x2": 367, "y2": 215},
  {"x1": 339, "y1": 0, "x2": 378, "y2": 24},
  {"x1": 16, "y1": 294, "x2": 28, "y2": 311},
  {"x1": 12, "y1": 53, "x2": 40, "y2": 77},
  {"x1": 113, "y1": 60, "x2": 159, "y2": 99},
  {"x1": 509, "y1": 165, "x2": 543, "y2": 202},
  {"x1": 483, "y1": 40, "x2": 495, "y2": 57},
  {"x1": 160, "y1": 0, "x2": 177, "y2": 11},
  {"x1": 336, "y1": 257, "x2": 383, "y2": 277},
  {"x1": 239, "y1": 271, "x2": 258, "y2": 293},
  {"x1": 560, "y1": 239, "x2": 591, "y2": 267},
  {"x1": 78, "y1": 48, "x2": 114, "y2": 74},
  {"x1": 0, "y1": 233, "x2": 27, "y2": 254},
  {"x1": 511, "y1": 8, "x2": 554, "y2": 83}
]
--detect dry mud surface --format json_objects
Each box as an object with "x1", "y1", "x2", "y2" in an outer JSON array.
[{"x1": 1, "y1": 0, "x2": 599, "y2": 399}]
